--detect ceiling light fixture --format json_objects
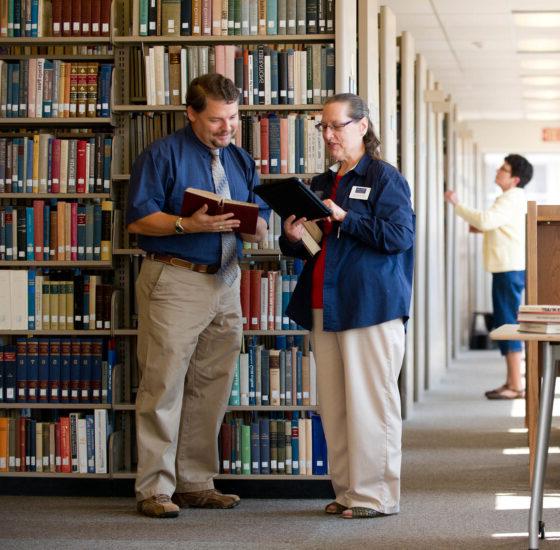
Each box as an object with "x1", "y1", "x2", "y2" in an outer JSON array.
[
  {"x1": 513, "y1": 11, "x2": 560, "y2": 27},
  {"x1": 523, "y1": 89, "x2": 560, "y2": 100},
  {"x1": 518, "y1": 38, "x2": 560, "y2": 52},
  {"x1": 520, "y1": 59, "x2": 560, "y2": 71},
  {"x1": 522, "y1": 75, "x2": 560, "y2": 86}
]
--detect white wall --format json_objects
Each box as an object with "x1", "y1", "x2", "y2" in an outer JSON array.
[{"x1": 468, "y1": 120, "x2": 560, "y2": 154}]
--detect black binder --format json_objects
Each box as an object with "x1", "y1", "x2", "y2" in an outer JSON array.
[{"x1": 254, "y1": 178, "x2": 332, "y2": 220}]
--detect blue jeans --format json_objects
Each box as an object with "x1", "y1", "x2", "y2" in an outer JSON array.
[{"x1": 492, "y1": 271, "x2": 525, "y2": 356}]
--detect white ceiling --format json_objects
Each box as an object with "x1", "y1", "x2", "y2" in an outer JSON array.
[{"x1": 382, "y1": 0, "x2": 560, "y2": 121}]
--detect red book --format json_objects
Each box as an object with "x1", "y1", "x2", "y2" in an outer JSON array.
[
  {"x1": 18, "y1": 417, "x2": 26, "y2": 472},
  {"x1": 27, "y1": 339, "x2": 39, "y2": 403},
  {"x1": 240, "y1": 269, "x2": 250, "y2": 330},
  {"x1": 81, "y1": 0, "x2": 91, "y2": 36},
  {"x1": 181, "y1": 188, "x2": 259, "y2": 234},
  {"x1": 76, "y1": 140, "x2": 87, "y2": 193},
  {"x1": 51, "y1": 139, "x2": 61, "y2": 193},
  {"x1": 62, "y1": 0, "x2": 72, "y2": 36},
  {"x1": 33, "y1": 200, "x2": 44, "y2": 261},
  {"x1": 260, "y1": 116, "x2": 270, "y2": 174},
  {"x1": 72, "y1": 0, "x2": 82, "y2": 35},
  {"x1": 52, "y1": 0, "x2": 63, "y2": 36},
  {"x1": 219, "y1": 422, "x2": 232, "y2": 473},
  {"x1": 249, "y1": 270, "x2": 263, "y2": 330},
  {"x1": 90, "y1": 0, "x2": 101, "y2": 36},
  {"x1": 100, "y1": 0, "x2": 111, "y2": 36},
  {"x1": 59, "y1": 417, "x2": 71, "y2": 473},
  {"x1": 70, "y1": 202, "x2": 78, "y2": 261},
  {"x1": 55, "y1": 421, "x2": 61, "y2": 472}
]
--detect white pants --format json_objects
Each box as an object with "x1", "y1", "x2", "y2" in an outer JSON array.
[{"x1": 311, "y1": 310, "x2": 405, "y2": 514}]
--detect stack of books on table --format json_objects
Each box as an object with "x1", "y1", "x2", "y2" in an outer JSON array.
[{"x1": 518, "y1": 305, "x2": 560, "y2": 334}]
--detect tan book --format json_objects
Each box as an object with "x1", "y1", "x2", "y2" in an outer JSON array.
[
  {"x1": 220, "y1": 0, "x2": 229, "y2": 34},
  {"x1": 168, "y1": 45, "x2": 182, "y2": 106},
  {"x1": 32, "y1": 134, "x2": 40, "y2": 192},
  {"x1": 35, "y1": 422, "x2": 43, "y2": 472},
  {"x1": 269, "y1": 349, "x2": 281, "y2": 406},
  {"x1": 42, "y1": 280, "x2": 51, "y2": 329},
  {"x1": 59, "y1": 139, "x2": 69, "y2": 193},
  {"x1": 212, "y1": 0, "x2": 222, "y2": 35},
  {"x1": 153, "y1": 45, "x2": 165, "y2": 105},
  {"x1": 161, "y1": 0, "x2": 181, "y2": 36},
  {"x1": 49, "y1": 423, "x2": 56, "y2": 473},
  {"x1": 192, "y1": 0, "x2": 201, "y2": 35},
  {"x1": 58, "y1": 282, "x2": 67, "y2": 330},
  {"x1": 258, "y1": 0, "x2": 266, "y2": 35},
  {"x1": 50, "y1": 281, "x2": 59, "y2": 330},
  {"x1": 66, "y1": 281, "x2": 74, "y2": 329}
]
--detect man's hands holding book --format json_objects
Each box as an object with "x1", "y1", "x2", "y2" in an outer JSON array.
[{"x1": 185, "y1": 203, "x2": 241, "y2": 233}]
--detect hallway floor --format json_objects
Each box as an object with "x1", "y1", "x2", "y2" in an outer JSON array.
[{"x1": 1, "y1": 351, "x2": 559, "y2": 549}]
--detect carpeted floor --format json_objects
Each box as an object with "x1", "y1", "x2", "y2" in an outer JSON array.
[{"x1": 1, "y1": 351, "x2": 559, "y2": 549}]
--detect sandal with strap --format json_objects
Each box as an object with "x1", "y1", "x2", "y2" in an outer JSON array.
[
  {"x1": 341, "y1": 507, "x2": 387, "y2": 519},
  {"x1": 325, "y1": 501, "x2": 348, "y2": 514},
  {"x1": 485, "y1": 384, "x2": 508, "y2": 397},
  {"x1": 486, "y1": 387, "x2": 525, "y2": 400}
]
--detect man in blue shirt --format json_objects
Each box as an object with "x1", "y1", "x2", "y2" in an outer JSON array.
[{"x1": 127, "y1": 74, "x2": 269, "y2": 518}]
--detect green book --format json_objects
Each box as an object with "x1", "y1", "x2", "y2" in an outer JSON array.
[
  {"x1": 266, "y1": 0, "x2": 277, "y2": 35},
  {"x1": 228, "y1": 357, "x2": 241, "y2": 406},
  {"x1": 241, "y1": 423, "x2": 251, "y2": 475},
  {"x1": 139, "y1": 0, "x2": 149, "y2": 35}
]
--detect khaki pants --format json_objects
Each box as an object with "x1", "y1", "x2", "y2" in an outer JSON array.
[
  {"x1": 135, "y1": 259, "x2": 241, "y2": 501},
  {"x1": 311, "y1": 310, "x2": 405, "y2": 514}
]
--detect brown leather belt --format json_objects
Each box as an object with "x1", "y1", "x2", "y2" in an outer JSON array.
[{"x1": 148, "y1": 253, "x2": 219, "y2": 274}]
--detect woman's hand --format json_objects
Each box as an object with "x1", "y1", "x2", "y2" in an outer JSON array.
[
  {"x1": 323, "y1": 199, "x2": 346, "y2": 223},
  {"x1": 284, "y1": 215, "x2": 307, "y2": 243}
]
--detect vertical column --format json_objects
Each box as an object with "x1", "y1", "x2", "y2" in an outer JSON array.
[
  {"x1": 358, "y1": 0, "x2": 379, "y2": 131},
  {"x1": 379, "y1": 5, "x2": 397, "y2": 166},
  {"x1": 335, "y1": 0, "x2": 357, "y2": 93}
]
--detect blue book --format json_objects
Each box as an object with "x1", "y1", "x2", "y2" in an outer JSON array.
[
  {"x1": 269, "y1": 49, "x2": 279, "y2": 105},
  {"x1": 296, "y1": 350, "x2": 303, "y2": 405},
  {"x1": 30, "y1": 0, "x2": 39, "y2": 37},
  {"x1": 49, "y1": 338, "x2": 61, "y2": 403},
  {"x1": 13, "y1": 0, "x2": 21, "y2": 37},
  {"x1": 98, "y1": 65, "x2": 113, "y2": 117},
  {"x1": 250, "y1": 419, "x2": 260, "y2": 474},
  {"x1": 260, "y1": 348, "x2": 270, "y2": 406},
  {"x1": 311, "y1": 413, "x2": 328, "y2": 475},
  {"x1": 279, "y1": 348, "x2": 285, "y2": 405},
  {"x1": 93, "y1": 203, "x2": 102, "y2": 260},
  {"x1": 26, "y1": 338, "x2": 39, "y2": 403},
  {"x1": 266, "y1": 0, "x2": 278, "y2": 34},
  {"x1": 70, "y1": 339, "x2": 81, "y2": 403},
  {"x1": 91, "y1": 338, "x2": 103, "y2": 403},
  {"x1": 284, "y1": 349, "x2": 292, "y2": 405},
  {"x1": 6, "y1": 64, "x2": 12, "y2": 117},
  {"x1": 252, "y1": 50, "x2": 259, "y2": 105},
  {"x1": 80, "y1": 339, "x2": 92, "y2": 403},
  {"x1": 25, "y1": 206, "x2": 34, "y2": 260},
  {"x1": 259, "y1": 418, "x2": 270, "y2": 474},
  {"x1": 248, "y1": 344, "x2": 256, "y2": 406},
  {"x1": 228, "y1": 356, "x2": 241, "y2": 406},
  {"x1": 27, "y1": 269, "x2": 36, "y2": 330},
  {"x1": 15, "y1": 338, "x2": 27, "y2": 402},
  {"x1": 106, "y1": 338, "x2": 117, "y2": 404},
  {"x1": 268, "y1": 114, "x2": 280, "y2": 174},
  {"x1": 289, "y1": 275, "x2": 298, "y2": 329},
  {"x1": 291, "y1": 412, "x2": 299, "y2": 474},
  {"x1": 297, "y1": 115, "x2": 305, "y2": 172},
  {"x1": 25, "y1": 137, "x2": 33, "y2": 192},
  {"x1": 281, "y1": 274, "x2": 290, "y2": 329},
  {"x1": 60, "y1": 338, "x2": 72, "y2": 402},
  {"x1": 37, "y1": 339, "x2": 50, "y2": 402},
  {"x1": 3, "y1": 345, "x2": 16, "y2": 403},
  {"x1": 85, "y1": 414, "x2": 95, "y2": 473}
]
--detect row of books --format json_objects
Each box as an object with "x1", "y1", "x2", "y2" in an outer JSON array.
[
  {"x1": 240, "y1": 268, "x2": 300, "y2": 331},
  {"x1": 141, "y1": 44, "x2": 334, "y2": 106},
  {"x1": 0, "y1": 0, "x2": 112, "y2": 37},
  {"x1": 229, "y1": 345, "x2": 317, "y2": 407},
  {"x1": 0, "y1": 269, "x2": 113, "y2": 331},
  {"x1": 0, "y1": 337, "x2": 116, "y2": 404},
  {"x1": 0, "y1": 409, "x2": 109, "y2": 474},
  {"x1": 135, "y1": 0, "x2": 335, "y2": 37},
  {"x1": 243, "y1": 210, "x2": 281, "y2": 251},
  {"x1": 238, "y1": 112, "x2": 327, "y2": 174},
  {"x1": 0, "y1": 134, "x2": 113, "y2": 194},
  {"x1": 219, "y1": 412, "x2": 327, "y2": 475},
  {"x1": 0, "y1": 61, "x2": 113, "y2": 119},
  {"x1": 518, "y1": 304, "x2": 560, "y2": 334},
  {"x1": 0, "y1": 201, "x2": 113, "y2": 262}
]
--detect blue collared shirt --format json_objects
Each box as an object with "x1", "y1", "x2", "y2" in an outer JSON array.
[
  {"x1": 280, "y1": 154, "x2": 415, "y2": 332},
  {"x1": 126, "y1": 125, "x2": 270, "y2": 264}
]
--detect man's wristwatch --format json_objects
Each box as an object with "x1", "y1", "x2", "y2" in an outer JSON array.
[{"x1": 175, "y1": 216, "x2": 185, "y2": 234}]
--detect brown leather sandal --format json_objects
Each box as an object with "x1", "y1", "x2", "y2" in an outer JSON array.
[
  {"x1": 486, "y1": 387, "x2": 525, "y2": 400},
  {"x1": 325, "y1": 501, "x2": 348, "y2": 514},
  {"x1": 341, "y1": 507, "x2": 387, "y2": 519}
]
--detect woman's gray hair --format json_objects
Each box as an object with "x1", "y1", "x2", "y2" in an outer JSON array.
[{"x1": 324, "y1": 93, "x2": 381, "y2": 160}]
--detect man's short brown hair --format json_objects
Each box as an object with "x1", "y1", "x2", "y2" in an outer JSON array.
[{"x1": 186, "y1": 73, "x2": 240, "y2": 113}]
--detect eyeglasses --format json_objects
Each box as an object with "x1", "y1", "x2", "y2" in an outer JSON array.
[{"x1": 314, "y1": 120, "x2": 356, "y2": 133}]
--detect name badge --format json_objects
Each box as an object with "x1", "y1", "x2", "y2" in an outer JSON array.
[{"x1": 349, "y1": 186, "x2": 371, "y2": 200}]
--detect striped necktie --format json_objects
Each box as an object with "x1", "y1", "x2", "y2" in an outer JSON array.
[{"x1": 211, "y1": 148, "x2": 239, "y2": 286}]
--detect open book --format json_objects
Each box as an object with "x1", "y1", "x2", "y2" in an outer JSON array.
[{"x1": 181, "y1": 188, "x2": 259, "y2": 234}]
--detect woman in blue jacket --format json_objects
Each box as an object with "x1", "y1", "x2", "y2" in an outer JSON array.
[{"x1": 281, "y1": 93, "x2": 415, "y2": 519}]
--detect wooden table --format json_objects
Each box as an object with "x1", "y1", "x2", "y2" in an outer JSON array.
[{"x1": 490, "y1": 324, "x2": 560, "y2": 549}]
